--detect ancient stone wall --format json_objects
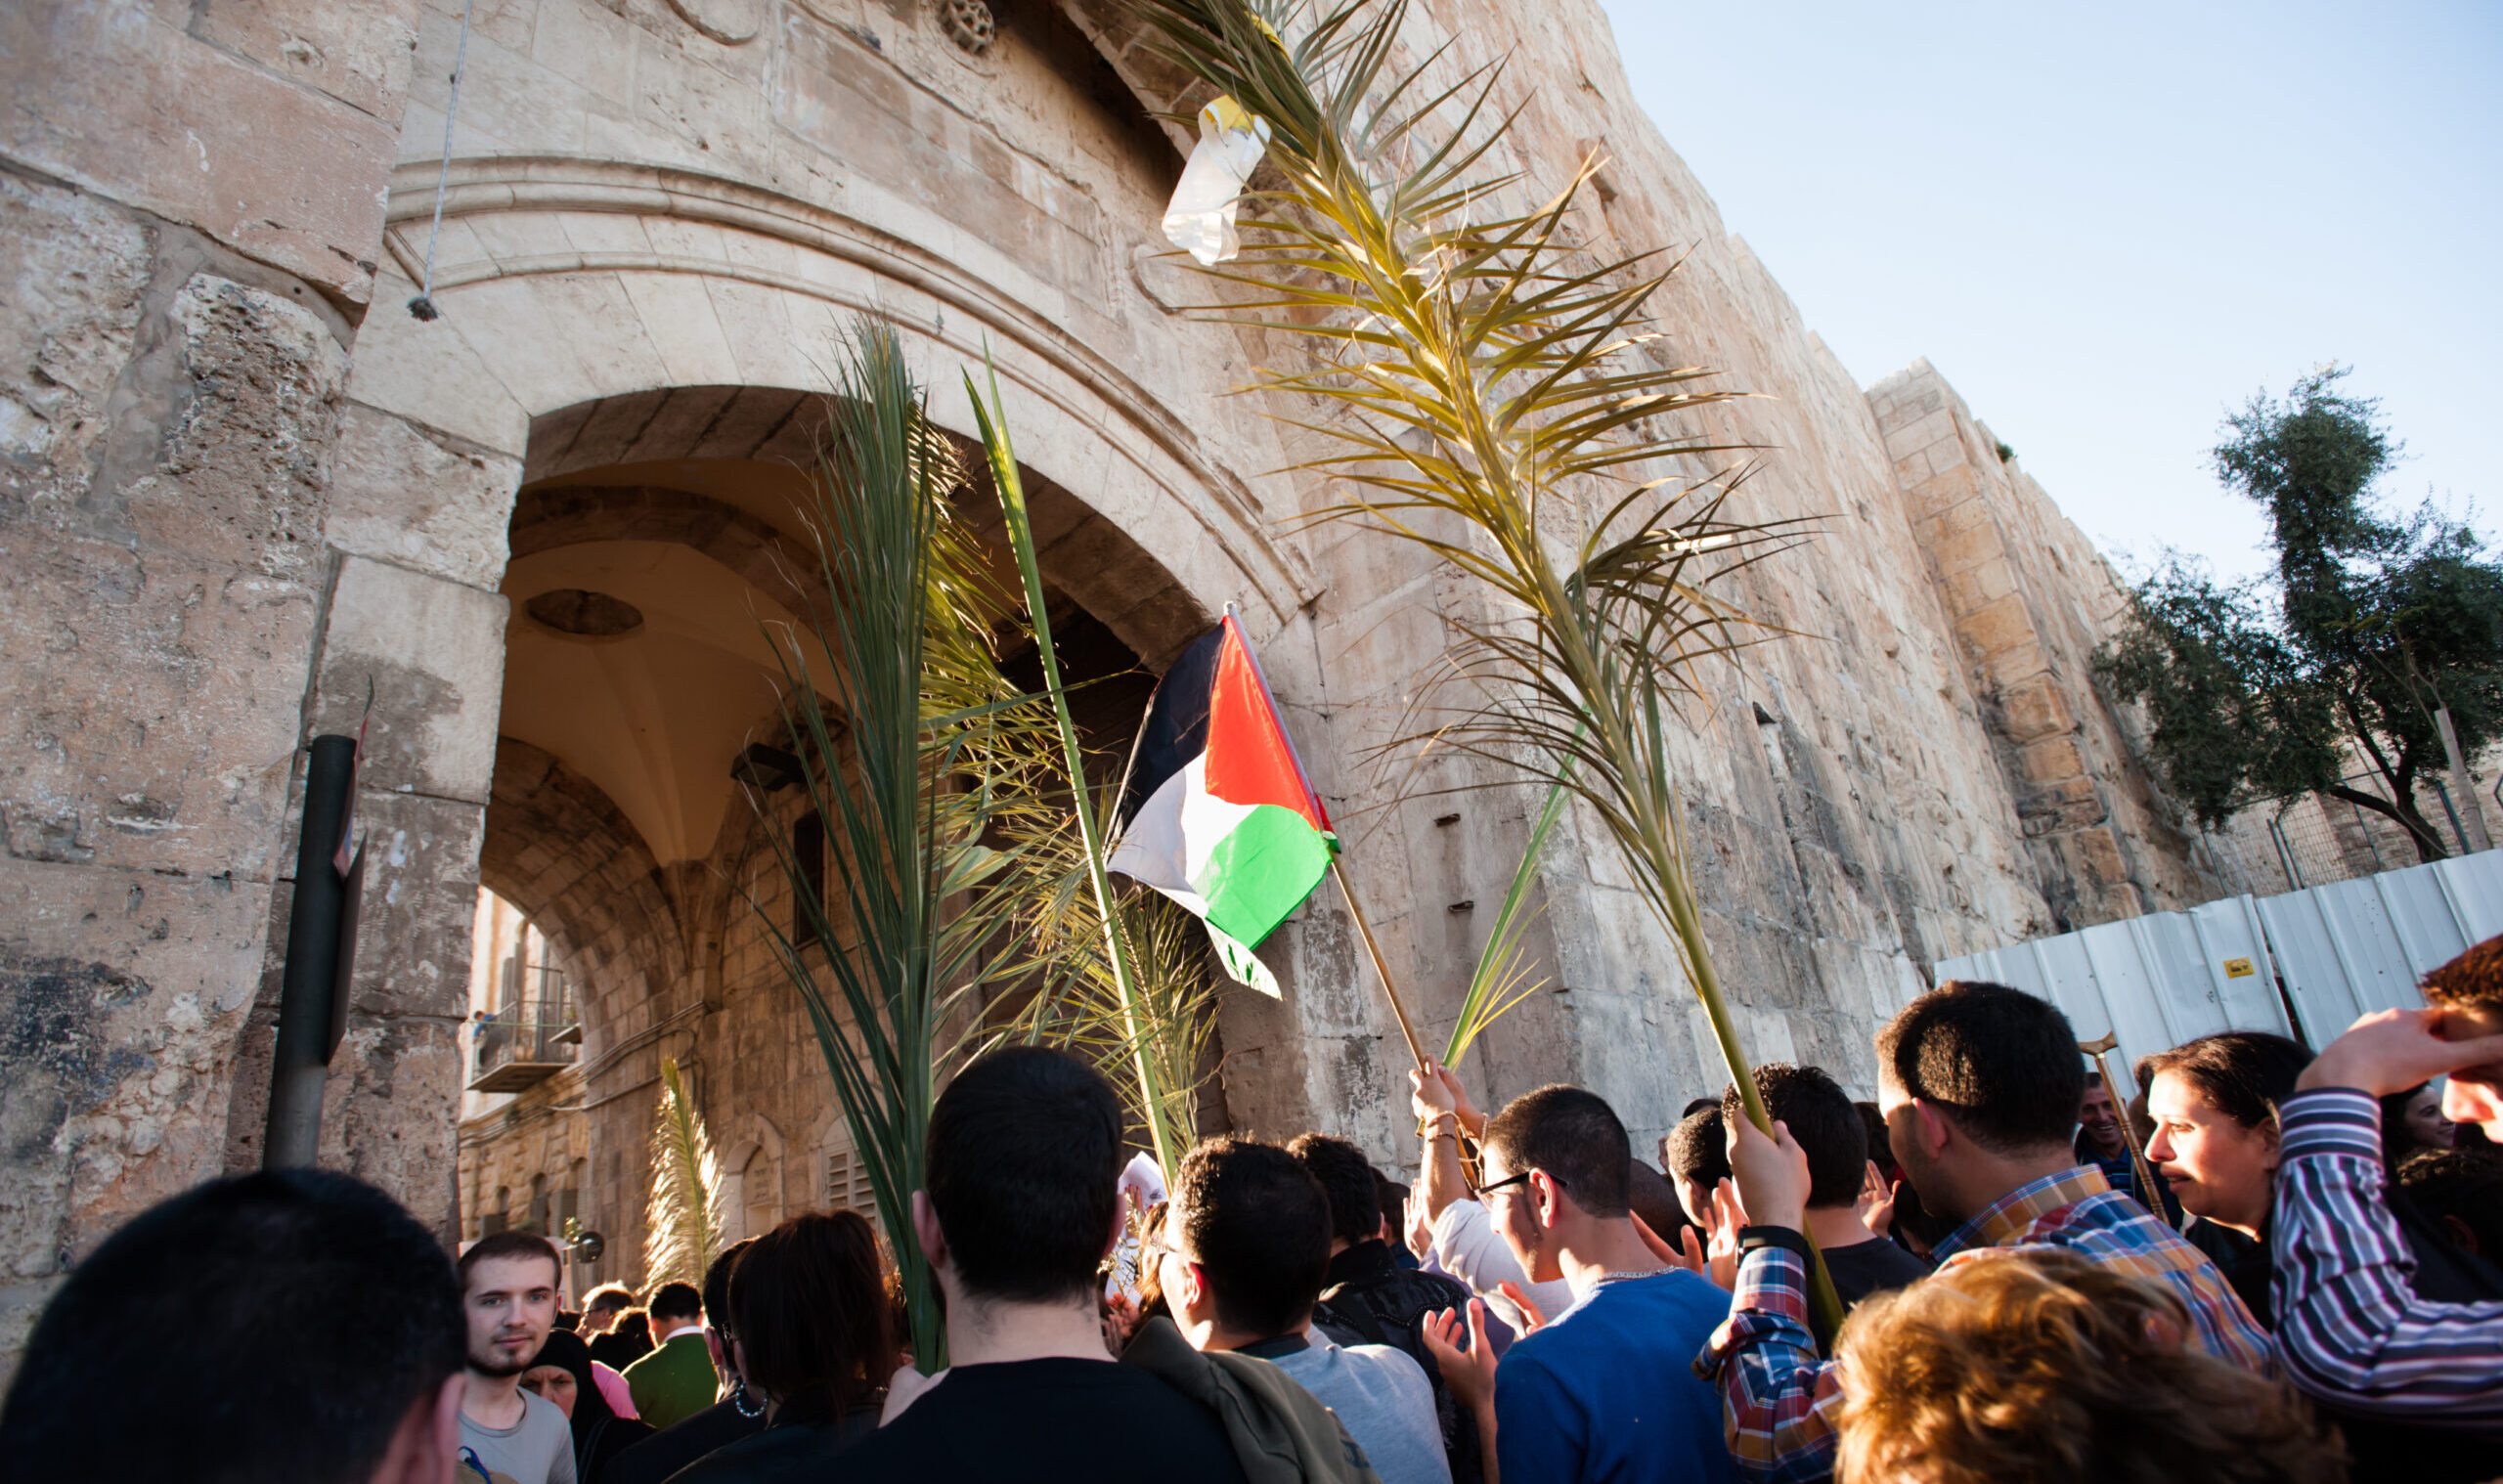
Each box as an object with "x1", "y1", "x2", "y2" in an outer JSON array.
[{"x1": 6, "y1": 0, "x2": 2230, "y2": 1352}]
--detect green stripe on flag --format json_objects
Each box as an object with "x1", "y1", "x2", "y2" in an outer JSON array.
[{"x1": 1198, "y1": 803, "x2": 1334, "y2": 946}]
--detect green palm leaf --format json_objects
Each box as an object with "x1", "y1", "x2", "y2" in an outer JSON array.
[
  {"x1": 739, "y1": 322, "x2": 1067, "y2": 1369},
  {"x1": 1131, "y1": 0, "x2": 1842, "y2": 1336}
]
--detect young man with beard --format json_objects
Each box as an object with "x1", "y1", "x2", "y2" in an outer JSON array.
[
  {"x1": 458, "y1": 1231, "x2": 576, "y2": 1484},
  {"x1": 1702, "y1": 981, "x2": 2269, "y2": 1483}
]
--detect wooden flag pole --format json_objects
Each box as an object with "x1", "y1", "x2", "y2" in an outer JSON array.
[
  {"x1": 2078, "y1": 1032, "x2": 2176, "y2": 1229},
  {"x1": 1332, "y1": 861, "x2": 1429, "y2": 1071}
]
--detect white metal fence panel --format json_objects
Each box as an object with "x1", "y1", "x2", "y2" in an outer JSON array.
[
  {"x1": 1940, "y1": 851, "x2": 2503, "y2": 1070},
  {"x1": 2259, "y1": 852, "x2": 2503, "y2": 1043},
  {"x1": 1934, "y1": 896, "x2": 2286, "y2": 1099}
]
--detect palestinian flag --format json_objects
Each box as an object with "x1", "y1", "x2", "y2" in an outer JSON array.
[{"x1": 1110, "y1": 616, "x2": 1335, "y2": 993}]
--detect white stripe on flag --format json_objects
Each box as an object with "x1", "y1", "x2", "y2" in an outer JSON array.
[{"x1": 1107, "y1": 755, "x2": 1259, "y2": 920}]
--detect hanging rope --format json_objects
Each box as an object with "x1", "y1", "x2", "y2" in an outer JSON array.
[{"x1": 406, "y1": 0, "x2": 478, "y2": 322}]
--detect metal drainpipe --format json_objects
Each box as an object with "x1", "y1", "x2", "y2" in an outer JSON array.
[{"x1": 263, "y1": 735, "x2": 359, "y2": 1169}]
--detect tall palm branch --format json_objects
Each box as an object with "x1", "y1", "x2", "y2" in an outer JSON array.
[
  {"x1": 643, "y1": 1056, "x2": 723, "y2": 1287},
  {"x1": 1130, "y1": 0, "x2": 1840, "y2": 1330},
  {"x1": 742, "y1": 323, "x2": 1067, "y2": 1368}
]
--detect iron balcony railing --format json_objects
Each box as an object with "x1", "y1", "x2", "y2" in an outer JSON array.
[{"x1": 469, "y1": 967, "x2": 580, "y2": 1091}]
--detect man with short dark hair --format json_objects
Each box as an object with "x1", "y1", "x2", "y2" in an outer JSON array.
[
  {"x1": 621, "y1": 1279, "x2": 714, "y2": 1429},
  {"x1": 1662, "y1": 1105, "x2": 1730, "y2": 1232},
  {"x1": 1426, "y1": 1084, "x2": 1736, "y2": 1484},
  {"x1": 458, "y1": 1229, "x2": 577, "y2": 1483},
  {"x1": 0, "y1": 1169, "x2": 466, "y2": 1483},
  {"x1": 1720, "y1": 1066, "x2": 1926, "y2": 1309},
  {"x1": 838, "y1": 1047, "x2": 1281, "y2": 1484},
  {"x1": 1168, "y1": 1137, "x2": 1449, "y2": 1484},
  {"x1": 1297, "y1": 1134, "x2": 1481, "y2": 1484},
  {"x1": 1408, "y1": 1063, "x2": 1574, "y2": 1338},
  {"x1": 2268, "y1": 936, "x2": 2503, "y2": 1436},
  {"x1": 1703, "y1": 982, "x2": 2269, "y2": 1482},
  {"x1": 601, "y1": 1242, "x2": 764, "y2": 1484}
]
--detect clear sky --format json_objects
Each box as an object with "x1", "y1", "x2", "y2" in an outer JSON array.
[{"x1": 1595, "y1": 1, "x2": 2501, "y2": 586}]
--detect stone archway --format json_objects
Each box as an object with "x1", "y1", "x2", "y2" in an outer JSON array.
[{"x1": 458, "y1": 367, "x2": 1216, "y2": 1277}]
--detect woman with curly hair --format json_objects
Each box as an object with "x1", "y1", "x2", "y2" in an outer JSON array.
[{"x1": 1832, "y1": 1247, "x2": 2342, "y2": 1484}]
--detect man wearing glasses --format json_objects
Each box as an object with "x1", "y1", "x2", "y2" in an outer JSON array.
[{"x1": 1419, "y1": 1085, "x2": 1738, "y2": 1484}]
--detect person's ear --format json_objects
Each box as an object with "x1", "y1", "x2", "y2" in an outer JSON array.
[
  {"x1": 1533, "y1": 1170, "x2": 1563, "y2": 1229},
  {"x1": 911, "y1": 1190, "x2": 949, "y2": 1274},
  {"x1": 1105, "y1": 1197, "x2": 1127, "y2": 1261},
  {"x1": 1912, "y1": 1099, "x2": 1954, "y2": 1160}
]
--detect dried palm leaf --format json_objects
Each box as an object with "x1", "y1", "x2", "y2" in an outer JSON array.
[{"x1": 642, "y1": 1056, "x2": 722, "y2": 1288}]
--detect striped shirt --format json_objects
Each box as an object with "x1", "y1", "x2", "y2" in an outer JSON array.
[
  {"x1": 2271, "y1": 1087, "x2": 2503, "y2": 1432},
  {"x1": 1693, "y1": 1165, "x2": 2274, "y2": 1482}
]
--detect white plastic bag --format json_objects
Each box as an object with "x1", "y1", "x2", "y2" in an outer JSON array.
[{"x1": 1161, "y1": 96, "x2": 1271, "y2": 266}]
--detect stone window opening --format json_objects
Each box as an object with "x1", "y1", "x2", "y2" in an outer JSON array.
[{"x1": 794, "y1": 811, "x2": 827, "y2": 949}]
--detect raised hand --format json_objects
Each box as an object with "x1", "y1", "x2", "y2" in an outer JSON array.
[
  {"x1": 1421, "y1": 1299, "x2": 1499, "y2": 1417},
  {"x1": 1495, "y1": 1280, "x2": 1548, "y2": 1334},
  {"x1": 1724, "y1": 1113, "x2": 1812, "y2": 1232},
  {"x1": 1436, "y1": 1064, "x2": 1486, "y2": 1138},
  {"x1": 2298, "y1": 1007, "x2": 2503, "y2": 1098},
  {"x1": 1855, "y1": 1160, "x2": 1898, "y2": 1238},
  {"x1": 1410, "y1": 1060, "x2": 1458, "y2": 1121}
]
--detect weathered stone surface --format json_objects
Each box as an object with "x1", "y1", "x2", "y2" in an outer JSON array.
[
  {"x1": 326, "y1": 403, "x2": 524, "y2": 592},
  {"x1": 310, "y1": 555, "x2": 508, "y2": 805},
  {"x1": 0, "y1": 857, "x2": 271, "y2": 1366},
  {"x1": 0, "y1": 0, "x2": 407, "y2": 304}
]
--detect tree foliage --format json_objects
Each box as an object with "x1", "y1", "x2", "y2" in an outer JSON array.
[{"x1": 2099, "y1": 368, "x2": 2503, "y2": 855}]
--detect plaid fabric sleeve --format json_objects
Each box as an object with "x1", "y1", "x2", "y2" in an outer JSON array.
[
  {"x1": 2272, "y1": 1087, "x2": 2503, "y2": 1428},
  {"x1": 1692, "y1": 1244, "x2": 1844, "y2": 1482}
]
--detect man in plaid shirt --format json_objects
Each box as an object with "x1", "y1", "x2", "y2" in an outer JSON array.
[
  {"x1": 1693, "y1": 982, "x2": 2272, "y2": 1482},
  {"x1": 2270, "y1": 937, "x2": 2503, "y2": 1437}
]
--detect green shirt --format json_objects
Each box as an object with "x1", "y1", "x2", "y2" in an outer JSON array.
[{"x1": 623, "y1": 1330, "x2": 718, "y2": 1432}]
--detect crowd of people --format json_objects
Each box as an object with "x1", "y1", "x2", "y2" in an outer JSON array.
[{"x1": 5, "y1": 938, "x2": 2502, "y2": 1484}]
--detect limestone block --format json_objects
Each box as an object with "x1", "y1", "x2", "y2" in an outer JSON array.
[
  {"x1": 1999, "y1": 673, "x2": 2079, "y2": 747},
  {"x1": 0, "y1": 854, "x2": 273, "y2": 1376},
  {"x1": 0, "y1": 173, "x2": 150, "y2": 519},
  {"x1": 190, "y1": 0, "x2": 423, "y2": 120},
  {"x1": 0, "y1": 528, "x2": 315, "y2": 879},
  {"x1": 326, "y1": 403, "x2": 524, "y2": 592},
  {"x1": 133, "y1": 276, "x2": 350, "y2": 585},
  {"x1": 344, "y1": 791, "x2": 487, "y2": 1020},
  {"x1": 311, "y1": 555, "x2": 508, "y2": 806},
  {"x1": 1955, "y1": 593, "x2": 2039, "y2": 664},
  {"x1": 0, "y1": 0, "x2": 397, "y2": 303},
  {"x1": 340, "y1": 269, "x2": 531, "y2": 457}
]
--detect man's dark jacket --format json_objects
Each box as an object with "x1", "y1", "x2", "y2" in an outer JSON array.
[{"x1": 1309, "y1": 1239, "x2": 1481, "y2": 1484}]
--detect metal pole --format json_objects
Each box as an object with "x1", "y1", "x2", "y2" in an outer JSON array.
[
  {"x1": 263, "y1": 735, "x2": 359, "y2": 1168},
  {"x1": 2436, "y1": 706, "x2": 2492, "y2": 851},
  {"x1": 2078, "y1": 1033, "x2": 2177, "y2": 1230}
]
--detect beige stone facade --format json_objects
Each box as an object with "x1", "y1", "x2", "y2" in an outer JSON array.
[{"x1": 3, "y1": 0, "x2": 2227, "y2": 1357}]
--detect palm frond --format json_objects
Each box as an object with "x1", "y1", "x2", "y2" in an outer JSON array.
[
  {"x1": 738, "y1": 321, "x2": 1069, "y2": 1370},
  {"x1": 1131, "y1": 0, "x2": 1843, "y2": 1335},
  {"x1": 643, "y1": 1057, "x2": 723, "y2": 1287},
  {"x1": 1443, "y1": 764, "x2": 1570, "y2": 1067},
  {"x1": 968, "y1": 359, "x2": 1201, "y2": 1177}
]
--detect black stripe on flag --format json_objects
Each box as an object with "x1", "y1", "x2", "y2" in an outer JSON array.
[{"x1": 1116, "y1": 623, "x2": 1225, "y2": 830}]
